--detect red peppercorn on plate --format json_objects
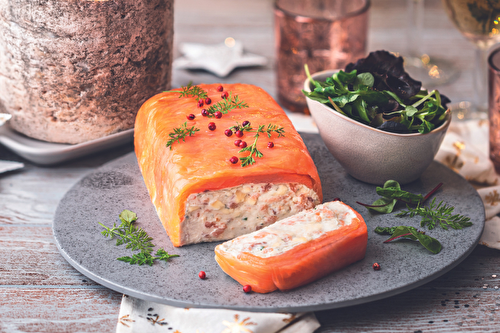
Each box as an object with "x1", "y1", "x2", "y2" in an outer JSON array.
[
  {"x1": 214, "y1": 200, "x2": 368, "y2": 293},
  {"x1": 134, "y1": 83, "x2": 323, "y2": 247}
]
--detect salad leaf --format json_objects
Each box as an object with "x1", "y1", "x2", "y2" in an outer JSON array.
[
  {"x1": 345, "y1": 50, "x2": 422, "y2": 100},
  {"x1": 303, "y1": 51, "x2": 450, "y2": 134},
  {"x1": 375, "y1": 226, "x2": 442, "y2": 254}
]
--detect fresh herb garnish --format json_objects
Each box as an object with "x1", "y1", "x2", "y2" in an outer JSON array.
[
  {"x1": 117, "y1": 249, "x2": 178, "y2": 266},
  {"x1": 358, "y1": 180, "x2": 472, "y2": 231},
  {"x1": 302, "y1": 51, "x2": 450, "y2": 134},
  {"x1": 397, "y1": 198, "x2": 473, "y2": 230},
  {"x1": 228, "y1": 121, "x2": 253, "y2": 133},
  {"x1": 239, "y1": 124, "x2": 285, "y2": 167},
  {"x1": 166, "y1": 122, "x2": 200, "y2": 150},
  {"x1": 375, "y1": 226, "x2": 442, "y2": 254},
  {"x1": 99, "y1": 210, "x2": 179, "y2": 266},
  {"x1": 173, "y1": 81, "x2": 208, "y2": 101},
  {"x1": 357, "y1": 180, "x2": 442, "y2": 213},
  {"x1": 206, "y1": 92, "x2": 248, "y2": 117}
]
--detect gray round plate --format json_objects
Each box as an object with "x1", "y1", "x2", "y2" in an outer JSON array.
[{"x1": 53, "y1": 133, "x2": 485, "y2": 312}]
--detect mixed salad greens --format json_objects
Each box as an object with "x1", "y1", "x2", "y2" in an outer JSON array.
[{"x1": 302, "y1": 51, "x2": 450, "y2": 134}]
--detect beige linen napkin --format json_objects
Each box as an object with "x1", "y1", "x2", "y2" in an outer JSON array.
[
  {"x1": 434, "y1": 119, "x2": 500, "y2": 249},
  {"x1": 116, "y1": 295, "x2": 320, "y2": 333}
]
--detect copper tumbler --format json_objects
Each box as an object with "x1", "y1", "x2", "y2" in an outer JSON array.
[
  {"x1": 489, "y1": 48, "x2": 500, "y2": 173},
  {"x1": 274, "y1": 0, "x2": 370, "y2": 114}
]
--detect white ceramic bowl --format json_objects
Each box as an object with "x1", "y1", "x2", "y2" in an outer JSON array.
[{"x1": 304, "y1": 70, "x2": 451, "y2": 185}]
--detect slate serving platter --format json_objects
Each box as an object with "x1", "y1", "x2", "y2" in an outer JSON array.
[{"x1": 53, "y1": 133, "x2": 485, "y2": 312}]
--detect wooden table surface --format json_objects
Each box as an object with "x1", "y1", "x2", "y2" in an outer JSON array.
[{"x1": 1, "y1": 0, "x2": 499, "y2": 332}]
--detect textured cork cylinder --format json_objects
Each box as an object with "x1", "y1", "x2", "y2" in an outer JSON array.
[{"x1": 0, "y1": 0, "x2": 174, "y2": 144}]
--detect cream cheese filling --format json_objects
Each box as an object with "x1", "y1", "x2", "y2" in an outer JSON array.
[
  {"x1": 219, "y1": 201, "x2": 355, "y2": 258},
  {"x1": 180, "y1": 182, "x2": 320, "y2": 245}
]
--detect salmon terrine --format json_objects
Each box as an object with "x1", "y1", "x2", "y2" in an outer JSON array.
[
  {"x1": 215, "y1": 200, "x2": 368, "y2": 293},
  {"x1": 134, "y1": 83, "x2": 322, "y2": 247}
]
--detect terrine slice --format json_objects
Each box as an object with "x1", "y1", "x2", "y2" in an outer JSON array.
[{"x1": 215, "y1": 200, "x2": 368, "y2": 293}]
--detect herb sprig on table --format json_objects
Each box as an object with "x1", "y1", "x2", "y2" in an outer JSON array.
[{"x1": 99, "y1": 210, "x2": 179, "y2": 266}]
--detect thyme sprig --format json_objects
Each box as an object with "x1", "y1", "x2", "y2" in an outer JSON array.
[
  {"x1": 239, "y1": 124, "x2": 285, "y2": 167},
  {"x1": 173, "y1": 81, "x2": 208, "y2": 101},
  {"x1": 261, "y1": 124, "x2": 285, "y2": 138},
  {"x1": 206, "y1": 92, "x2": 248, "y2": 117},
  {"x1": 166, "y1": 122, "x2": 200, "y2": 150},
  {"x1": 99, "y1": 210, "x2": 179, "y2": 266},
  {"x1": 228, "y1": 122, "x2": 253, "y2": 133},
  {"x1": 396, "y1": 198, "x2": 473, "y2": 230},
  {"x1": 239, "y1": 134, "x2": 263, "y2": 167}
]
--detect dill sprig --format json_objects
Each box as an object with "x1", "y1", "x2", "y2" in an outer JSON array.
[
  {"x1": 239, "y1": 124, "x2": 285, "y2": 167},
  {"x1": 396, "y1": 198, "x2": 473, "y2": 230},
  {"x1": 99, "y1": 210, "x2": 179, "y2": 266},
  {"x1": 166, "y1": 122, "x2": 200, "y2": 150},
  {"x1": 173, "y1": 81, "x2": 208, "y2": 101},
  {"x1": 117, "y1": 249, "x2": 177, "y2": 266},
  {"x1": 206, "y1": 92, "x2": 248, "y2": 117}
]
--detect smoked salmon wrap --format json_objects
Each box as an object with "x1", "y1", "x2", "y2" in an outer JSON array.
[
  {"x1": 215, "y1": 201, "x2": 368, "y2": 293},
  {"x1": 135, "y1": 83, "x2": 322, "y2": 247}
]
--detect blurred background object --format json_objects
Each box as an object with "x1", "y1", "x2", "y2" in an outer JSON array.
[
  {"x1": 488, "y1": 48, "x2": 500, "y2": 172},
  {"x1": 274, "y1": 0, "x2": 370, "y2": 114},
  {"x1": 0, "y1": 0, "x2": 174, "y2": 144},
  {"x1": 173, "y1": 39, "x2": 267, "y2": 77},
  {"x1": 442, "y1": 0, "x2": 500, "y2": 118},
  {"x1": 403, "y1": 0, "x2": 459, "y2": 88}
]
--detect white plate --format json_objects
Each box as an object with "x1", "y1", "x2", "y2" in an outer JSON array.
[{"x1": 0, "y1": 123, "x2": 134, "y2": 165}]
